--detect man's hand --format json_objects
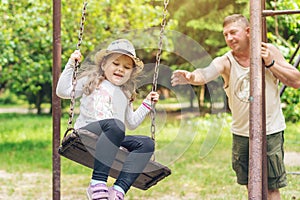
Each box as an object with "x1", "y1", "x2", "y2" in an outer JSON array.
[
  {"x1": 171, "y1": 70, "x2": 194, "y2": 86},
  {"x1": 261, "y1": 42, "x2": 273, "y2": 66}
]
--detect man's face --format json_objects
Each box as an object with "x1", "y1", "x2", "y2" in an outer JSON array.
[{"x1": 223, "y1": 22, "x2": 250, "y2": 52}]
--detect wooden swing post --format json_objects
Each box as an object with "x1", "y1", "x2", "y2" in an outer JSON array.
[
  {"x1": 249, "y1": 0, "x2": 300, "y2": 199},
  {"x1": 52, "y1": 0, "x2": 62, "y2": 200},
  {"x1": 249, "y1": 0, "x2": 265, "y2": 198}
]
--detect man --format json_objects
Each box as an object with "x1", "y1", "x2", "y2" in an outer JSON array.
[{"x1": 171, "y1": 14, "x2": 300, "y2": 199}]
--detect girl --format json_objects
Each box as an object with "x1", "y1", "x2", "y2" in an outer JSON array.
[{"x1": 56, "y1": 39, "x2": 159, "y2": 200}]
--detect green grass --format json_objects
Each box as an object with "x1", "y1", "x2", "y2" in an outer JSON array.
[{"x1": 0, "y1": 112, "x2": 299, "y2": 199}]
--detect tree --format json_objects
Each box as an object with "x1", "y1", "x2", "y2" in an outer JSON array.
[
  {"x1": 0, "y1": 1, "x2": 52, "y2": 114},
  {"x1": 0, "y1": 0, "x2": 165, "y2": 114}
]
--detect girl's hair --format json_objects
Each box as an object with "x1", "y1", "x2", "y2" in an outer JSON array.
[
  {"x1": 223, "y1": 14, "x2": 250, "y2": 28},
  {"x1": 77, "y1": 53, "x2": 141, "y2": 102}
]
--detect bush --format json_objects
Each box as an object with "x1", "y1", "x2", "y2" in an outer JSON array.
[
  {"x1": 0, "y1": 89, "x2": 26, "y2": 105},
  {"x1": 281, "y1": 87, "x2": 300, "y2": 123}
]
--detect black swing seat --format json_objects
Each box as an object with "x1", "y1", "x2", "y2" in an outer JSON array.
[{"x1": 58, "y1": 128, "x2": 171, "y2": 190}]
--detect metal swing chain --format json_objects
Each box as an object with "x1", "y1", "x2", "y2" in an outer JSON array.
[
  {"x1": 150, "y1": 0, "x2": 169, "y2": 148},
  {"x1": 67, "y1": 2, "x2": 88, "y2": 130}
]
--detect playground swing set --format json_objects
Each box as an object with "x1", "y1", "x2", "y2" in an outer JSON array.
[
  {"x1": 57, "y1": 0, "x2": 171, "y2": 191},
  {"x1": 52, "y1": 0, "x2": 300, "y2": 199}
]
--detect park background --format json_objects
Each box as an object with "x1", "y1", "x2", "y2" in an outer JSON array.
[{"x1": 1, "y1": 0, "x2": 300, "y2": 199}]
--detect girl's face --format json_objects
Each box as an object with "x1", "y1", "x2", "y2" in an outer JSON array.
[{"x1": 102, "y1": 53, "x2": 134, "y2": 86}]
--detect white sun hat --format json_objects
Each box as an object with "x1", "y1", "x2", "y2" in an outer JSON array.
[{"x1": 94, "y1": 39, "x2": 144, "y2": 72}]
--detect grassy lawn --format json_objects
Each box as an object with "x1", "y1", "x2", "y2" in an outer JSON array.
[{"x1": 0, "y1": 112, "x2": 299, "y2": 199}]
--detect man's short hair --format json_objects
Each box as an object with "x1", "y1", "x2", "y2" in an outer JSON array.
[{"x1": 223, "y1": 14, "x2": 250, "y2": 28}]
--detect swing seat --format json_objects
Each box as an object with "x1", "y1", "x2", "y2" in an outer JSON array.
[{"x1": 58, "y1": 129, "x2": 171, "y2": 190}]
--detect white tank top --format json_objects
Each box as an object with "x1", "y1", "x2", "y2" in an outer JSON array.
[{"x1": 224, "y1": 51, "x2": 286, "y2": 136}]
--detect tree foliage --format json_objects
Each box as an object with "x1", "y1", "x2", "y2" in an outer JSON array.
[
  {"x1": 0, "y1": 0, "x2": 165, "y2": 113},
  {"x1": 169, "y1": 0, "x2": 249, "y2": 57},
  {"x1": 1, "y1": 0, "x2": 52, "y2": 113}
]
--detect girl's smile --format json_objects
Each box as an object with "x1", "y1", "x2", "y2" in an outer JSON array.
[{"x1": 102, "y1": 53, "x2": 134, "y2": 86}]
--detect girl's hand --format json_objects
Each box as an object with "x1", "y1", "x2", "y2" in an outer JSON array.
[
  {"x1": 146, "y1": 91, "x2": 160, "y2": 103},
  {"x1": 70, "y1": 50, "x2": 82, "y2": 62}
]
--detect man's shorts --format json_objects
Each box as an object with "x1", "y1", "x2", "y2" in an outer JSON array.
[{"x1": 232, "y1": 131, "x2": 287, "y2": 190}]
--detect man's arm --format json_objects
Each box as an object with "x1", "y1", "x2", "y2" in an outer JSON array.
[
  {"x1": 171, "y1": 56, "x2": 228, "y2": 86},
  {"x1": 262, "y1": 43, "x2": 300, "y2": 89}
]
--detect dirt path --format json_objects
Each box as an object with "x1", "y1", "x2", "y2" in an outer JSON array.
[{"x1": 285, "y1": 152, "x2": 300, "y2": 167}]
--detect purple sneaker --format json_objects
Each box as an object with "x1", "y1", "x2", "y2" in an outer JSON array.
[
  {"x1": 86, "y1": 183, "x2": 109, "y2": 200},
  {"x1": 108, "y1": 187, "x2": 124, "y2": 200}
]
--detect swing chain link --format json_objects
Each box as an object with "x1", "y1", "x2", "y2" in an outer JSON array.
[
  {"x1": 150, "y1": 0, "x2": 169, "y2": 158},
  {"x1": 67, "y1": 2, "x2": 88, "y2": 130},
  {"x1": 76, "y1": 2, "x2": 88, "y2": 50}
]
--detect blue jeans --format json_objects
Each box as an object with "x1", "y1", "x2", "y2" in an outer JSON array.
[{"x1": 81, "y1": 119, "x2": 155, "y2": 193}]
